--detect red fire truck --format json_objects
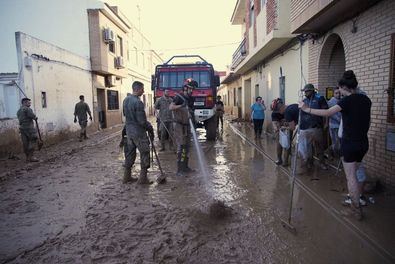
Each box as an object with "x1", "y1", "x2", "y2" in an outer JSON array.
[{"x1": 151, "y1": 55, "x2": 221, "y2": 140}]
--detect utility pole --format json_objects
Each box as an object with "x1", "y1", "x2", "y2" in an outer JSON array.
[{"x1": 136, "y1": 4, "x2": 141, "y2": 31}]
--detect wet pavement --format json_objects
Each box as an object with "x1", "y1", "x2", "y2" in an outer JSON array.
[{"x1": 0, "y1": 120, "x2": 394, "y2": 263}]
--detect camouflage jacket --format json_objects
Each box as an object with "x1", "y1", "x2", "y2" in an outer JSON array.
[
  {"x1": 155, "y1": 96, "x2": 172, "y2": 122},
  {"x1": 123, "y1": 95, "x2": 152, "y2": 137},
  {"x1": 74, "y1": 101, "x2": 91, "y2": 121},
  {"x1": 17, "y1": 106, "x2": 36, "y2": 129}
]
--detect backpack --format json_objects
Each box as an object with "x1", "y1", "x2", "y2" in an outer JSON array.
[{"x1": 270, "y1": 98, "x2": 283, "y2": 111}]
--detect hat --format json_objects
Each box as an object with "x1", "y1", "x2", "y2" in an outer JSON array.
[
  {"x1": 302, "y1": 83, "x2": 315, "y2": 92},
  {"x1": 21, "y1": 97, "x2": 31, "y2": 103}
]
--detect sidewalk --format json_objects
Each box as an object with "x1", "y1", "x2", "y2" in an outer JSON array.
[{"x1": 228, "y1": 120, "x2": 395, "y2": 262}]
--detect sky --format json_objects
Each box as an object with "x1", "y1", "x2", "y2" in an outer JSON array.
[{"x1": 105, "y1": 0, "x2": 241, "y2": 71}]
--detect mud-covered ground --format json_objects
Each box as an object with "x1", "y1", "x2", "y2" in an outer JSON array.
[{"x1": 0, "y1": 123, "x2": 392, "y2": 263}]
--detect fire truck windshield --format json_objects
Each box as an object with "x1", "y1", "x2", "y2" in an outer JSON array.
[{"x1": 159, "y1": 71, "x2": 211, "y2": 89}]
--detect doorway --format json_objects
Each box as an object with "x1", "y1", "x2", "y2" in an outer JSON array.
[{"x1": 97, "y1": 88, "x2": 106, "y2": 129}]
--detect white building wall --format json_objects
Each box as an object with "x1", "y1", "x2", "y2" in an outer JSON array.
[
  {"x1": 235, "y1": 41, "x2": 309, "y2": 129},
  {"x1": 262, "y1": 41, "x2": 309, "y2": 106},
  {"x1": 0, "y1": 0, "x2": 103, "y2": 73},
  {"x1": 16, "y1": 32, "x2": 93, "y2": 136}
]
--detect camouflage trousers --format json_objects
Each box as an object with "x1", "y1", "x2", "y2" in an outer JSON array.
[
  {"x1": 79, "y1": 120, "x2": 88, "y2": 138},
  {"x1": 19, "y1": 128, "x2": 37, "y2": 155},
  {"x1": 125, "y1": 135, "x2": 150, "y2": 170},
  {"x1": 160, "y1": 121, "x2": 173, "y2": 147},
  {"x1": 173, "y1": 123, "x2": 191, "y2": 163}
]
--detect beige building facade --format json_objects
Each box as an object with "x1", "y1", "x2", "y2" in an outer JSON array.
[
  {"x1": 290, "y1": 0, "x2": 395, "y2": 187},
  {"x1": 0, "y1": 1, "x2": 162, "y2": 156},
  {"x1": 88, "y1": 4, "x2": 162, "y2": 128},
  {"x1": 221, "y1": 0, "x2": 308, "y2": 131}
]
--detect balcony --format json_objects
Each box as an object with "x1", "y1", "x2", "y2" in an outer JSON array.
[
  {"x1": 231, "y1": 0, "x2": 293, "y2": 75},
  {"x1": 231, "y1": 38, "x2": 247, "y2": 70},
  {"x1": 291, "y1": 0, "x2": 381, "y2": 33}
]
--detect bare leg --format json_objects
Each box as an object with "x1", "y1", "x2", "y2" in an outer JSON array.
[{"x1": 342, "y1": 159, "x2": 360, "y2": 205}]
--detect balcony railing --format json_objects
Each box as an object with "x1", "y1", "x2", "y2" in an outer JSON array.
[{"x1": 231, "y1": 38, "x2": 247, "y2": 70}]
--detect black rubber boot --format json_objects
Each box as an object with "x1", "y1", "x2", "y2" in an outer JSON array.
[
  {"x1": 183, "y1": 158, "x2": 195, "y2": 173},
  {"x1": 176, "y1": 161, "x2": 184, "y2": 176},
  {"x1": 123, "y1": 167, "x2": 137, "y2": 184},
  {"x1": 137, "y1": 168, "x2": 152, "y2": 184}
]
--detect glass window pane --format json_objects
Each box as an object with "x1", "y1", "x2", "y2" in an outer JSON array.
[
  {"x1": 185, "y1": 72, "x2": 193, "y2": 82},
  {"x1": 170, "y1": 72, "x2": 177, "y2": 87},
  {"x1": 192, "y1": 72, "x2": 200, "y2": 86},
  {"x1": 160, "y1": 72, "x2": 170, "y2": 88},
  {"x1": 177, "y1": 72, "x2": 185, "y2": 88},
  {"x1": 200, "y1": 72, "x2": 210, "y2": 87}
]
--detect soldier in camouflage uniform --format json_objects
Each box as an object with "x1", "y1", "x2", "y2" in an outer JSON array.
[
  {"x1": 123, "y1": 81, "x2": 154, "y2": 184},
  {"x1": 17, "y1": 98, "x2": 39, "y2": 162},
  {"x1": 154, "y1": 89, "x2": 173, "y2": 151},
  {"x1": 169, "y1": 80, "x2": 196, "y2": 176},
  {"x1": 74, "y1": 95, "x2": 92, "y2": 141}
]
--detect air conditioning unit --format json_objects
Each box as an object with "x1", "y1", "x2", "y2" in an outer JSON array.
[
  {"x1": 115, "y1": 56, "x2": 125, "y2": 69},
  {"x1": 103, "y1": 28, "x2": 115, "y2": 43},
  {"x1": 106, "y1": 75, "x2": 117, "y2": 87}
]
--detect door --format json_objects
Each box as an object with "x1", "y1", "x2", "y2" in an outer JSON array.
[
  {"x1": 279, "y1": 76, "x2": 285, "y2": 103},
  {"x1": 97, "y1": 88, "x2": 106, "y2": 129}
]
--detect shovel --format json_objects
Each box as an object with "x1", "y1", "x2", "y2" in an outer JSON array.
[
  {"x1": 34, "y1": 118, "x2": 44, "y2": 150},
  {"x1": 147, "y1": 132, "x2": 166, "y2": 184}
]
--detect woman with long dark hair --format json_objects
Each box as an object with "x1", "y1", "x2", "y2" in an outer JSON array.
[{"x1": 299, "y1": 71, "x2": 371, "y2": 220}]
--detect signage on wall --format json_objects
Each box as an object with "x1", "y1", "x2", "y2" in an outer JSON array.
[
  {"x1": 386, "y1": 129, "x2": 395, "y2": 152},
  {"x1": 325, "y1": 87, "x2": 335, "y2": 100}
]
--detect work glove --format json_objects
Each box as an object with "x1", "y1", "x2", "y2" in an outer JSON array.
[
  {"x1": 74, "y1": 117, "x2": 77, "y2": 123},
  {"x1": 89, "y1": 116, "x2": 93, "y2": 121},
  {"x1": 119, "y1": 138, "x2": 125, "y2": 148}
]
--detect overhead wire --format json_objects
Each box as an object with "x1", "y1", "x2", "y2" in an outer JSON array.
[{"x1": 138, "y1": 41, "x2": 241, "y2": 52}]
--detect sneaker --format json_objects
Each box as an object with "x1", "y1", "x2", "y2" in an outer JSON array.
[
  {"x1": 275, "y1": 159, "x2": 283, "y2": 165},
  {"x1": 319, "y1": 163, "x2": 328, "y2": 170},
  {"x1": 343, "y1": 194, "x2": 367, "y2": 206}
]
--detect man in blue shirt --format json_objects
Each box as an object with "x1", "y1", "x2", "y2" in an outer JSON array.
[{"x1": 298, "y1": 84, "x2": 329, "y2": 173}]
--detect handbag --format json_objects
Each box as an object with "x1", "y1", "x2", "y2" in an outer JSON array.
[{"x1": 279, "y1": 129, "x2": 290, "y2": 149}]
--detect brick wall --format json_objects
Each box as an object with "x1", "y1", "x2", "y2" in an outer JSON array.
[
  {"x1": 244, "y1": 0, "x2": 250, "y2": 55},
  {"x1": 316, "y1": 34, "x2": 346, "y2": 92},
  {"x1": 290, "y1": 0, "x2": 315, "y2": 23},
  {"x1": 308, "y1": 0, "x2": 395, "y2": 187},
  {"x1": 266, "y1": 0, "x2": 277, "y2": 34}
]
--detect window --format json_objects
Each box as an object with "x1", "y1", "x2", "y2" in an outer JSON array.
[
  {"x1": 126, "y1": 41, "x2": 130, "y2": 61},
  {"x1": 0, "y1": 82, "x2": 19, "y2": 119},
  {"x1": 233, "y1": 88, "x2": 236, "y2": 106},
  {"x1": 255, "y1": 84, "x2": 259, "y2": 98},
  {"x1": 279, "y1": 76, "x2": 285, "y2": 103},
  {"x1": 159, "y1": 71, "x2": 211, "y2": 89},
  {"x1": 41, "y1": 92, "x2": 47, "y2": 108},
  {"x1": 388, "y1": 34, "x2": 395, "y2": 122},
  {"x1": 107, "y1": 90, "x2": 119, "y2": 110},
  {"x1": 109, "y1": 41, "x2": 115, "y2": 53},
  {"x1": 134, "y1": 47, "x2": 138, "y2": 65},
  {"x1": 249, "y1": 0, "x2": 254, "y2": 28},
  {"x1": 117, "y1": 36, "x2": 123, "y2": 57}
]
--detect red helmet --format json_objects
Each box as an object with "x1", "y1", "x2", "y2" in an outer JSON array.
[{"x1": 184, "y1": 78, "x2": 198, "y2": 89}]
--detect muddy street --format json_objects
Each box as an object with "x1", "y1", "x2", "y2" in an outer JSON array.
[{"x1": 0, "y1": 122, "x2": 392, "y2": 263}]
